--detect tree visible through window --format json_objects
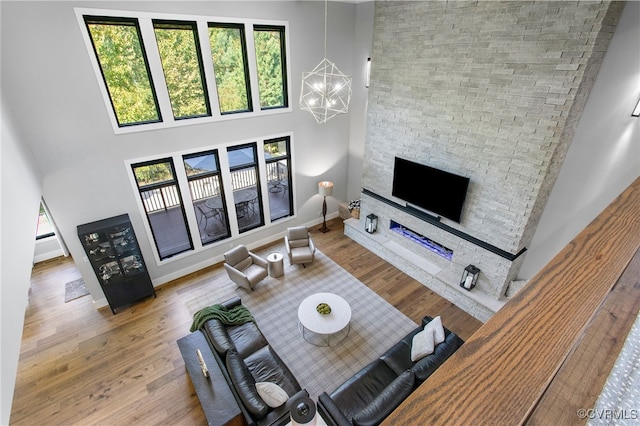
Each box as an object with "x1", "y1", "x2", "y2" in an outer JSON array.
[
  {"x1": 85, "y1": 16, "x2": 161, "y2": 126},
  {"x1": 254, "y1": 25, "x2": 287, "y2": 109},
  {"x1": 36, "y1": 202, "x2": 55, "y2": 240},
  {"x1": 209, "y1": 24, "x2": 252, "y2": 114},
  {"x1": 153, "y1": 20, "x2": 211, "y2": 119}
]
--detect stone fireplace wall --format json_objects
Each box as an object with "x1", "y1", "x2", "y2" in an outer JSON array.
[{"x1": 352, "y1": 1, "x2": 623, "y2": 320}]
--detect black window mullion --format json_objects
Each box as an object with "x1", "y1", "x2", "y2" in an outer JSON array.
[{"x1": 84, "y1": 15, "x2": 162, "y2": 127}]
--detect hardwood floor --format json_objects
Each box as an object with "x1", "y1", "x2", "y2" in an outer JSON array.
[{"x1": 11, "y1": 218, "x2": 481, "y2": 425}]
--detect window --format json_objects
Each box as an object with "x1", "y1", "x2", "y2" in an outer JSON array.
[
  {"x1": 36, "y1": 202, "x2": 55, "y2": 240},
  {"x1": 209, "y1": 23, "x2": 252, "y2": 114},
  {"x1": 253, "y1": 25, "x2": 288, "y2": 109},
  {"x1": 131, "y1": 159, "x2": 193, "y2": 260},
  {"x1": 183, "y1": 150, "x2": 230, "y2": 245},
  {"x1": 264, "y1": 137, "x2": 293, "y2": 221},
  {"x1": 127, "y1": 134, "x2": 293, "y2": 263},
  {"x1": 227, "y1": 144, "x2": 264, "y2": 233},
  {"x1": 84, "y1": 16, "x2": 161, "y2": 126},
  {"x1": 77, "y1": 9, "x2": 290, "y2": 133},
  {"x1": 153, "y1": 20, "x2": 211, "y2": 120}
]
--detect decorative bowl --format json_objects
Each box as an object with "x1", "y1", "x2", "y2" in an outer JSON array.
[{"x1": 316, "y1": 303, "x2": 332, "y2": 315}]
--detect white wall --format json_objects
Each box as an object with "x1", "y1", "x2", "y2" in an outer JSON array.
[
  {"x1": 1, "y1": 1, "x2": 361, "y2": 307},
  {"x1": 1, "y1": 1, "x2": 364, "y2": 420},
  {"x1": 518, "y1": 1, "x2": 640, "y2": 279},
  {"x1": 346, "y1": 1, "x2": 375, "y2": 201},
  {"x1": 0, "y1": 96, "x2": 43, "y2": 426}
]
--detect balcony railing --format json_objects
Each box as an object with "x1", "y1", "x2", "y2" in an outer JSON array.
[{"x1": 141, "y1": 165, "x2": 288, "y2": 213}]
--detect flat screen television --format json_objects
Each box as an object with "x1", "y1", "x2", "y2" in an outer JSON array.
[{"x1": 392, "y1": 157, "x2": 470, "y2": 223}]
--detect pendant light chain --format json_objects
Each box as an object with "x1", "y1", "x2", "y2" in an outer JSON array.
[{"x1": 324, "y1": 0, "x2": 328, "y2": 59}]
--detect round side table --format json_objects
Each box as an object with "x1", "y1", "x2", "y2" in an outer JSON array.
[{"x1": 267, "y1": 252, "x2": 284, "y2": 277}]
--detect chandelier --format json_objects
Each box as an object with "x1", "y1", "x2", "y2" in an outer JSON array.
[{"x1": 299, "y1": 0, "x2": 352, "y2": 124}]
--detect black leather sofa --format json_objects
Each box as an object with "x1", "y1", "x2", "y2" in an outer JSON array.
[
  {"x1": 200, "y1": 297, "x2": 308, "y2": 426},
  {"x1": 318, "y1": 316, "x2": 464, "y2": 426}
]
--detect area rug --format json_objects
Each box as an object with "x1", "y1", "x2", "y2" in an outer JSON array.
[
  {"x1": 64, "y1": 278, "x2": 90, "y2": 302},
  {"x1": 184, "y1": 244, "x2": 418, "y2": 399}
]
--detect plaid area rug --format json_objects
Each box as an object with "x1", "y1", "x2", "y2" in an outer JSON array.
[
  {"x1": 64, "y1": 278, "x2": 90, "y2": 303},
  {"x1": 184, "y1": 243, "x2": 418, "y2": 399}
]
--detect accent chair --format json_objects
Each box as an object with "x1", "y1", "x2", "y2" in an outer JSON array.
[
  {"x1": 285, "y1": 226, "x2": 316, "y2": 267},
  {"x1": 223, "y1": 245, "x2": 268, "y2": 291}
]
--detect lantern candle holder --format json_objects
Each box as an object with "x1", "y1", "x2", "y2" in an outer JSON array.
[
  {"x1": 460, "y1": 265, "x2": 480, "y2": 291},
  {"x1": 365, "y1": 214, "x2": 378, "y2": 234}
]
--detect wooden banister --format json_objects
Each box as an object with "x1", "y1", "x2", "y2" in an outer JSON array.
[{"x1": 384, "y1": 177, "x2": 640, "y2": 425}]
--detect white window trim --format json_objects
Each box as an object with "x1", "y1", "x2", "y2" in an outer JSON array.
[
  {"x1": 124, "y1": 132, "x2": 296, "y2": 266},
  {"x1": 75, "y1": 8, "x2": 292, "y2": 135}
]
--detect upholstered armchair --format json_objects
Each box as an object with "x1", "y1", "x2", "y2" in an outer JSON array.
[
  {"x1": 285, "y1": 226, "x2": 316, "y2": 267},
  {"x1": 223, "y1": 245, "x2": 268, "y2": 291}
]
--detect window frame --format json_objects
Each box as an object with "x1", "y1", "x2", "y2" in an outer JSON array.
[
  {"x1": 75, "y1": 8, "x2": 291, "y2": 134},
  {"x1": 264, "y1": 136, "x2": 293, "y2": 221},
  {"x1": 125, "y1": 133, "x2": 296, "y2": 265},
  {"x1": 208, "y1": 22, "x2": 253, "y2": 115},
  {"x1": 152, "y1": 19, "x2": 212, "y2": 120},
  {"x1": 183, "y1": 149, "x2": 231, "y2": 245},
  {"x1": 130, "y1": 158, "x2": 194, "y2": 260},
  {"x1": 253, "y1": 25, "x2": 289, "y2": 110},
  {"x1": 227, "y1": 143, "x2": 265, "y2": 234},
  {"x1": 83, "y1": 15, "x2": 163, "y2": 127}
]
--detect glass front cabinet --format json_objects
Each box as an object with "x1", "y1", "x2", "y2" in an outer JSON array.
[{"x1": 77, "y1": 213, "x2": 155, "y2": 314}]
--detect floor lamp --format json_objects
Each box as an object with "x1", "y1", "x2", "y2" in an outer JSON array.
[{"x1": 318, "y1": 181, "x2": 334, "y2": 233}]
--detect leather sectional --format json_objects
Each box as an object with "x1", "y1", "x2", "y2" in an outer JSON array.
[
  {"x1": 318, "y1": 316, "x2": 464, "y2": 426},
  {"x1": 200, "y1": 297, "x2": 308, "y2": 426},
  {"x1": 187, "y1": 297, "x2": 463, "y2": 426}
]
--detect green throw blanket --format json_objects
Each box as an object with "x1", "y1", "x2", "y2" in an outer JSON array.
[{"x1": 190, "y1": 303, "x2": 254, "y2": 332}]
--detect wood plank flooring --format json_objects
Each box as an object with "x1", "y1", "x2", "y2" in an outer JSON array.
[
  {"x1": 384, "y1": 177, "x2": 640, "y2": 426},
  {"x1": 11, "y1": 218, "x2": 481, "y2": 425}
]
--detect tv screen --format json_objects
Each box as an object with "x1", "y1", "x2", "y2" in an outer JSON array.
[{"x1": 392, "y1": 157, "x2": 470, "y2": 223}]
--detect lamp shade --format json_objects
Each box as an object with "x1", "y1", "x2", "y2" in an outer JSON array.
[{"x1": 318, "y1": 181, "x2": 334, "y2": 197}]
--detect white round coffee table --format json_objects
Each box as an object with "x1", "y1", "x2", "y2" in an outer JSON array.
[{"x1": 298, "y1": 293, "x2": 351, "y2": 346}]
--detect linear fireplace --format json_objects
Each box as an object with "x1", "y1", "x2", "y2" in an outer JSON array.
[{"x1": 390, "y1": 220, "x2": 453, "y2": 260}]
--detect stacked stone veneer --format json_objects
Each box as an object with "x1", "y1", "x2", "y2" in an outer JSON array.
[{"x1": 355, "y1": 1, "x2": 623, "y2": 320}]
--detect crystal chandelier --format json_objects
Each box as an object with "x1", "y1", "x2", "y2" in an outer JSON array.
[{"x1": 300, "y1": 0, "x2": 352, "y2": 123}]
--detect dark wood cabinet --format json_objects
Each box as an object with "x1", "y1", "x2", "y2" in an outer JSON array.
[{"x1": 77, "y1": 213, "x2": 155, "y2": 314}]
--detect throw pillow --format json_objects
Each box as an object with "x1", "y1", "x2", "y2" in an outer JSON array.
[
  {"x1": 425, "y1": 316, "x2": 445, "y2": 345},
  {"x1": 255, "y1": 382, "x2": 289, "y2": 408},
  {"x1": 411, "y1": 329, "x2": 435, "y2": 362}
]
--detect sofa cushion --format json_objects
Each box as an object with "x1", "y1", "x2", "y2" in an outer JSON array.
[
  {"x1": 411, "y1": 331, "x2": 463, "y2": 383},
  {"x1": 411, "y1": 327, "x2": 435, "y2": 361},
  {"x1": 203, "y1": 319, "x2": 235, "y2": 356},
  {"x1": 227, "y1": 322, "x2": 268, "y2": 358},
  {"x1": 244, "y1": 263, "x2": 267, "y2": 283},
  {"x1": 255, "y1": 382, "x2": 288, "y2": 408},
  {"x1": 287, "y1": 227, "x2": 309, "y2": 244},
  {"x1": 235, "y1": 256, "x2": 253, "y2": 271},
  {"x1": 351, "y1": 370, "x2": 416, "y2": 426},
  {"x1": 226, "y1": 349, "x2": 269, "y2": 419},
  {"x1": 290, "y1": 246, "x2": 313, "y2": 262},
  {"x1": 424, "y1": 315, "x2": 445, "y2": 345},
  {"x1": 244, "y1": 345, "x2": 301, "y2": 397},
  {"x1": 330, "y1": 359, "x2": 398, "y2": 421},
  {"x1": 225, "y1": 245, "x2": 250, "y2": 266},
  {"x1": 380, "y1": 327, "x2": 422, "y2": 375}
]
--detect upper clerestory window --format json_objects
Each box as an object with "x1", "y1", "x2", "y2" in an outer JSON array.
[
  {"x1": 76, "y1": 9, "x2": 291, "y2": 133},
  {"x1": 84, "y1": 16, "x2": 162, "y2": 127}
]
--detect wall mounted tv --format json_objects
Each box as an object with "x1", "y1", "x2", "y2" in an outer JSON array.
[{"x1": 392, "y1": 157, "x2": 470, "y2": 223}]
